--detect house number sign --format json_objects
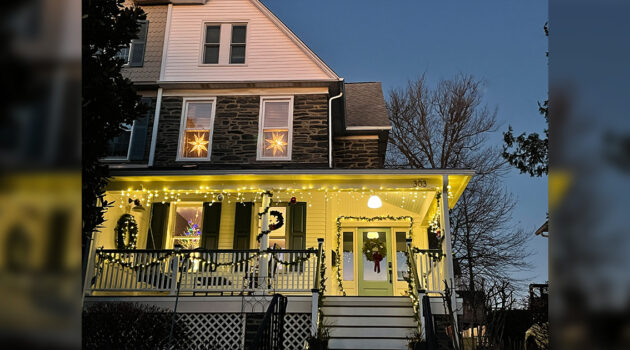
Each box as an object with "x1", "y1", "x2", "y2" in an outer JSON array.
[{"x1": 412, "y1": 179, "x2": 428, "y2": 188}]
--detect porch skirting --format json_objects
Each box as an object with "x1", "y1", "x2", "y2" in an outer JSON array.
[{"x1": 84, "y1": 296, "x2": 311, "y2": 349}]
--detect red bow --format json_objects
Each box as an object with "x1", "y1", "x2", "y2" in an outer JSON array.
[{"x1": 372, "y1": 252, "x2": 383, "y2": 273}]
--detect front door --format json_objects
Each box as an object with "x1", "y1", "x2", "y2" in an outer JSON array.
[{"x1": 358, "y1": 228, "x2": 393, "y2": 296}]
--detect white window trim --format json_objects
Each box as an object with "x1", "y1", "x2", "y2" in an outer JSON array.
[
  {"x1": 199, "y1": 22, "x2": 249, "y2": 66},
  {"x1": 256, "y1": 96, "x2": 294, "y2": 161},
  {"x1": 176, "y1": 97, "x2": 217, "y2": 162},
  {"x1": 120, "y1": 19, "x2": 148, "y2": 67},
  {"x1": 168, "y1": 202, "x2": 204, "y2": 249},
  {"x1": 102, "y1": 121, "x2": 135, "y2": 161}
]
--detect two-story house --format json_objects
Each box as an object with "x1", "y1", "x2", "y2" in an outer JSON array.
[{"x1": 84, "y1": 1, "x2": 473, "y2": 349}]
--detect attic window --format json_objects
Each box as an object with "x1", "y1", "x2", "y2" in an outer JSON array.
[
  {"x1": 257, "y1": 97, "x2": 293, "y2": 160},
  {"x1": 203, "y1": 25, "x2": 221, "y2": 64},
  {"x1": 230, "y1": 25, "x2": 247, "y2": 64}
]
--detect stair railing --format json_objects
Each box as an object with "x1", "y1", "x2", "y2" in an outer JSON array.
[
  {"x1": 249, "y1": 293, "x2": 288, "y2": 350},
  {"x1": 406, "y1": 239, "x2": 425, "y2": 338}
]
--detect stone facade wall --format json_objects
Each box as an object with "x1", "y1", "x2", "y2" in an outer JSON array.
[
  {"x1": 333, "y1": 137, "x2": 383, "y2": 169},
  {"x1": 153, "y1": 94, "x2": 330, "y2": 169}
]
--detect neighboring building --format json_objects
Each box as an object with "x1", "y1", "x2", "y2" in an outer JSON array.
[{"x1": 85, "y1": 1, "x2": 473, "y2": 349}]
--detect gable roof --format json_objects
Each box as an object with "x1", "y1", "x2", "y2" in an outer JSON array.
[
  {"x1": 344, "y1": 82, "x2": 391, "y2": 129},
  {"x1": 250, "y1": 0, "x2": 339, "y2": 80}
]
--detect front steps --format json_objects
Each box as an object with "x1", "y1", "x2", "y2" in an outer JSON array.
[{"x1": 321, "y1": 296, "x2": 417, "y2": 350}]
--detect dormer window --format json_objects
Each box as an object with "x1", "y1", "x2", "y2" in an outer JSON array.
[
  {"x1": 201, "y1": 23, "x2": 247, "y2": 65},
  {"x1": 257, "y1": 97, "x2": 293, "y2": 160},
  {"x1": 116, "y1": 20, "x2": 148, "y2": 67}
]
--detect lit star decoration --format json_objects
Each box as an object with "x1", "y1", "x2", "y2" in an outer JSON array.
[
  {"x1": 187, "y1": 132, "x2": 209, "y2": 156},
  {"x1": 265, "y1": 132, "x2": 287, "y2": 156}
]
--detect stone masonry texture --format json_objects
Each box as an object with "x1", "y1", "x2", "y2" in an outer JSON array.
[{"x1": 153, "y1": 94, "x2": 331, "y2": 169}]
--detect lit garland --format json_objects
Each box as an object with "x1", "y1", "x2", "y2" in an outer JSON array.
[
  {"x1": 319, "y1": 250, "x2": 327, "y2": 295},
  {"x1": 97, "y1": 248, "x2": 319, "y2": 270},
  {"x1": 269, "y1": 248, "x2": 316, "y2": 266},
  {"x1": 334, "y1": 215, "x2": 414, "y2": 296},
  {"x1": 114, "y1": 214, "x2": 138, "y2": 250},
  {"x1": 429, "y1": 192, "x2": 443, "y2": 241},
  {"x1": 404, "y1": 249, "x2": 423, "y2": 330}
]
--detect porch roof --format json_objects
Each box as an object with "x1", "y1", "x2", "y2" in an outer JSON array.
[{"x1": 108, "y1": 168, "x2": 473, "y2": 209}]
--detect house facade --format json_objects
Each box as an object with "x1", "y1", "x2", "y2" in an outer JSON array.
[{"x1": 84, "y1": 1, "x2": 472, "y2": 349}]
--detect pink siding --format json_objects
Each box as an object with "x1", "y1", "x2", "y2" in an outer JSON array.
[{"x1": 163, "y1": 0, "x2": 338, "y2": 82}]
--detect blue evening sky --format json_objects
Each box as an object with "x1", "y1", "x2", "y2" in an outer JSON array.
[{"x1": 264, "y1": 0, "x2": 549, "y2": 284}]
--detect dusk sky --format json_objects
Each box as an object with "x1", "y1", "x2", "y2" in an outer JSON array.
[{"x1": 264, "y1": 0, "x2": 549, "y2": 284}]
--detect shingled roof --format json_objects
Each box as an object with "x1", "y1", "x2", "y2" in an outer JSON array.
[{"x1": 344, "y1": 82, "x2": 391, "y2": 128}]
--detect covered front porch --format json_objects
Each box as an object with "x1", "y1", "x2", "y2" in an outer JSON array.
[{"x1": 84, "y1": 169, "x2": 472, "y2": 298}]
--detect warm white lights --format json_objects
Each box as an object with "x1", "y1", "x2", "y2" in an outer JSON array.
[
  {"x1": 367, "y1": 195, "x2": 382, "y2": 208},
  {"x1": 367, "y1": 231, "x2": 379, "y2": 239}
]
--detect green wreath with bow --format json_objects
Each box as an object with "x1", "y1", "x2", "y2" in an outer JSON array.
[
  {"x1": 115, "y1": 214, "x2": 138, "y2": 250},
  {"x1": 362, "y1": 238, "x2": 387, "y2": 262}
]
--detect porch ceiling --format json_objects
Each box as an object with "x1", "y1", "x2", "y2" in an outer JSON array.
[{"x1": 108, "y1": 169, "x2": 473, "y2": 209}]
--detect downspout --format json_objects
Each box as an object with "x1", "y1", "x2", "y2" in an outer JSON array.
[{"x1": 328, "y1": 86, "x2": 343, "y2": 168}]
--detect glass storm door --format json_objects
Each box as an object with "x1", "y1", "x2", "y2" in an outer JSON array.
[{"x1": 358, "y1": 228, "x2": 393, "y2": 296}]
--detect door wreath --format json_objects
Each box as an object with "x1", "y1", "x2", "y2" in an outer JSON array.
[{"x1": 362, "y1": 238, "x2": 387, "y2": 273}]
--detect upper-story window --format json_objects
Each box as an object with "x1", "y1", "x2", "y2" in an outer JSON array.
[
  {"x1": 177, "y1": 98, "x2": 216, "y2": 161},
  {"x1": 201, "y1": 23, "x2": 247, "y2": 65},
  {"x1": 257, "y1": 97, "x2": 293, "y2": 160},
  {"x1": 203, "y1": 25, "x2": 221, "y2": 64},
  {"x1": 104, "y1": 97, "x2": 151, "y2": 161},
  {"x1": 116, "y1": 20, "x2": 148, "y2": 67},
  {"x1": 230, "y1": 25, "x2": 247, "y2": 64}
]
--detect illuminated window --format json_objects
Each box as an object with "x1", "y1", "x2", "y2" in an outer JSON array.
[
  {"x1": 172, "y1": 204, "x2": 203, "y2": 249},
  {"x1": 178, "y1": 99, "x2": 216, "y2": 160},
  {"x1": 257, "y1": 97, "x2": 293, "y2": 160}
]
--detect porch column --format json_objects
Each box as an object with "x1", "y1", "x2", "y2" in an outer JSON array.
[
  {"x1": 440, "y1": 175, "x2": 459, "y2": 328},
  {"x1": 258, "y1": 192, "x2": 271, "y2": 291}
]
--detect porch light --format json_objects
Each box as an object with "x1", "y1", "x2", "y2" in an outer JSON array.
[
  {"x1": 367, "y1": 231, "x2": 379, "y2": 239},
  {"x1": 367, "y1": 195, "x2": 382, "y2": 209}
]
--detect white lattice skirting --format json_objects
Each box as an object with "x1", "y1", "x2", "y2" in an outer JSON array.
[{"x1": 174, "y1": 313, "x2": 311, "y2": 349}]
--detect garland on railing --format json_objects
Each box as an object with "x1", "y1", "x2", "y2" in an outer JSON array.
[
  {"x1": 96, "y1": 250, "x2": 262, "y2": 271},
  {"x1": 334, "y1": 215, "x2": 415, "y2": 296},
  {"x1": 319, "y1": 250, "x2": 327, "y2": 295},
  {"x1": 269, "y1": 248, "x2": 316, "y2": 266},
  {"x1": 411, "y1": 247, "x2": 444, "y2": 261},
  {"x1": 404, "y1": 249, "x2": 423, "y2": 331},
  {"x1": 97, "y1": 248, "x2": 318, "y2": 270}
]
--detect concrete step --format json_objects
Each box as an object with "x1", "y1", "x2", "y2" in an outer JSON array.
[
  {"x1": 321, "y1": 306, "x2": 414, "y2": 317},
  {"x1": 326, "y1": 315, "x2": 416, "y2": 327},
  {"x1": 324, "y1": 296, "x2": 412, "y2": 307},
  {"x1": 328, "y1": 337, "x2": 408, "y2": 350},
  {"x1": 330, "y1": 326, "x2": 416, "y2": 338}
]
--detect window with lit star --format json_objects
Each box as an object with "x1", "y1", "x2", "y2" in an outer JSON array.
[
  {"x1": 179, "y1": 100, "x2": 215, "y2": 159},
  {"x1": 258, "y1": 98, "x2": 292, "y2": 160}
]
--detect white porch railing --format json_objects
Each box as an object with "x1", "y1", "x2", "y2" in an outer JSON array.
[
  {"x1": 87, "y1": 248, "x2": 320, "y2": 295},
  {"x1": 412, "y1": 248, "x2": 445, "y2": 294}
]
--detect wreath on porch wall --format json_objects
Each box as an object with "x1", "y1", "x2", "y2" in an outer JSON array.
[{"x1": 115, "y1": 214, "x2": 138, "y2": 250}]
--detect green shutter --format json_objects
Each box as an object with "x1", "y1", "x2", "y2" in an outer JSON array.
[
  {"x1": 147, "y1": 203, "x2": 170, "y2": 249},
  {"x1": 289, "y1": 202, "x2": 307, "y2": 250},
  {"x1": 201, "y1": 202, "x2": 222, "y2": 249},
  {"x1": 233, "y1": 202, "x2": 253, "y2": 250}
]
